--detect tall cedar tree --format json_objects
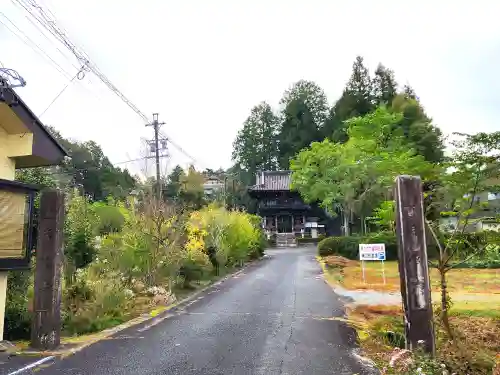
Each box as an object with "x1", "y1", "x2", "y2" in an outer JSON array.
[
  {"x1": 373, "y1": 63, "x2": 398, "y2": 106},
  {"x1": 391, "y1": 93, "x2": 445, "y2": 163},
  {"x1": 322, "y1": 56, "x2": 375, "y2": 142},
  {"x1": 278, "y1": 80, "x2": 328, "y2": 168},
  {"x1": 232, "y1": 102, "x2": 279, "y2": 179}
]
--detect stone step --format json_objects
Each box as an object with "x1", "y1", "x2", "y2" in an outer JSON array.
[{"x1": 275, "y1": 233, "x2": 297, "y2": 247}]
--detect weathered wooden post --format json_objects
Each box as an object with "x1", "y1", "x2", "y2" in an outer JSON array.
[
  {"x1": 394, "y1": 175, "x2": 435, "y2": 354},
  {"x1": 31, "y1": 190, "x2": 64, "y2": 350}
]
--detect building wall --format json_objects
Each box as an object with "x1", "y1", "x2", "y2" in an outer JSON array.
[
  {"x1": 0, "y1": 122, "x2": 28, "y2": 340},
  {"x1": 0, "y1": 126, "x2": 16, "y2": 179},
  {"x1": 0, "y1": 105, "x2": 36, "y2": 340}
]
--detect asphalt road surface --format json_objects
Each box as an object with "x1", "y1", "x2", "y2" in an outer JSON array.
[{"x1": 22, "y1": 247, "x2": 376, "y2": 375}]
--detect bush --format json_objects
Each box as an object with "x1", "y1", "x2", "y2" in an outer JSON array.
[
  {"x1": 318, "y1": 231, "x2": 439, "y2": 261},
  {"x1": 248, "y1": 232, "x2": 267, "y2": 259},
  {"x1": 317, "y1": 236, "x2": 360, "y2": 258},
  {"x1": 93, "y1": 203, "x2": 125, "y2": 235},
  {"x1": 185, "y1": 205, "x2": 265, "y2": 270},
  {"x1": 4, "y1": 298, "x2": 31, "y2": 340},
  {"x1": 179, "y1": 250, "x2": 213, "y2": 287},
  {"x1": 454, "y1": 244, "x2": 500, "y2": 269},
  {"x1": 65, "y1": 194, "x2": 98, "y2": 273},
  {"x1": 62, "y1": 268, "x2": 130, "y2": 335},
  {"x1": 296, "y1": 234, "x2": 325, "y2": 244},
  {"x1": 4, "y1": 270, "x2": 32, "y2": 340}
]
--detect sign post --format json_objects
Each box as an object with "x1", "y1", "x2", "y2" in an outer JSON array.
[
  {"x1": 31, "y1": 190, "x2": 64, "y2": 350},
  {"x1": 394, "y1": 175, "x2": 435, "y2": 354},
  {"x1": 359, "y1": 243, "x2": 386, "y2": 284}
]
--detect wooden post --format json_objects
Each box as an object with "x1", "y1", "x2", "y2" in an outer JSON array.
[
  {"x1": 31, "y1": 190, "x2": 64, "y2": 350},
  {"x1": 394, "y1": 175, "x2": 435, "y2": 354}
]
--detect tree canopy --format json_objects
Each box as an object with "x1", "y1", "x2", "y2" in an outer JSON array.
[
  {"x1": 290, "y1": 107, "x2": 435, "y2": 235},
  {"x1": 232, "y1": 102, "x2": 279, "y2": 176}
]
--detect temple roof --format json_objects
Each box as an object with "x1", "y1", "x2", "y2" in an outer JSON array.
[{"x1": 248, "y1": 171, "x2": 291, "y2": 191}]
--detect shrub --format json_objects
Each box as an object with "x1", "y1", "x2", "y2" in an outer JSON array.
[
  {"x1": 4, "y1": 270, "x2": 32, "y2": 340},
  {"x1": 318, "y1": 236, "x2": 341, "y2": 256},
  {"x1": 65, "y1": 194, "x2": 98, "y2": 277},
  {"x1": 185, "y1": 205, "x2": 264, "y2": 270},
  {"x1": 319, "y1": 231, "x2": 440, "y2": 261},
  {"x1": 454, "y1": 244, "x2": 500, "y2": 269},
  {"x1": 317, "y1": 236, "x2": 360, "y2": 258},
  {"x1": 93, "y1": 203, "x2": 125, "y2": 235},
  {"x1": 62, "y1": 268, "x2": 130, "y2": 335},
  {"x1": 297, "y1": 235, "x2": 325, "y2": 244},
  {"x1": 179, "y1": 249, "x2": 213, "y2": 287},
  {"x1": 248, "y1": 232, "x2": 267, "y2": 259}
]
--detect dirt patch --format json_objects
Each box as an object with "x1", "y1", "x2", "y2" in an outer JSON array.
[
  {"x1": 318, "y1": 256, "x2": 500, "y2": 374},
  {"x1": 348, "y1": 305, "x2": 500, "y2": 374},
  {"x1": 323, "y1": 255, "x2": 357, "y2": 268},
  {"x1": 349, "y1": 304, "x2": 402, "y2": 321}
]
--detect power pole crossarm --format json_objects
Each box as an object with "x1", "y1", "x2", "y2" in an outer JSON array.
[{"x1": 146, "y1": 113, "x2": 167, "y2": 201}]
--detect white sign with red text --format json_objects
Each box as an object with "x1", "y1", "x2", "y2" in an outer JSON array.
[{"x1": 359, "y1": 243, "x2": 386, "y2": 261}]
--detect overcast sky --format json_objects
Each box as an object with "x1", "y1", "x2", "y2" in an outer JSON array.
[{"x1": 1, "y1": 1, "x2": 499, "y2": 178}]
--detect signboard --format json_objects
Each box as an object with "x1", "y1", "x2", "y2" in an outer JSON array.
[
  {"x1": 359, "y1": 243, "x2": 386, "y2": 261},
  {"x1": 0, "y1": 178, "x2": 37, "y2": 271},
  {"x1": 0, "y1": 190, "x2": 27, "y2": 259}
]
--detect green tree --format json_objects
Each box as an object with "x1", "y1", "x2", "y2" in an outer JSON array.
[
  {"x1": 163, "y1": 165, "x2": 185, "y2": 201},
  {"x1": 45, "y1": 126, "x2": 137, "y2": 200},
  {"x1": 277, "y1": 81, "x2": 328, "y2": 168},
  {"x1": 372, "y1": 63, "x2": 398, "y2": 106},
  {"x1": 179, "y1": 166, "x2": 206, "y2": 210},
  {"x1": 426, "y1": 131, "x2": 500, "y2": 338},
  {"x1": 342, "y1": 56, "x2": 374, "y2": 118},
  {"x1": 279, "y1": 80, "x2": 329, "y2": 127},
  {"x1": 232, "y1": 102, "x2": 279, "y2": 176},
  {"x1": 16, "y1": 167, "x2": 56, "y2": 189},
  {"x1": 64, "y1": 192, "x2": 98, "y2": 283},
  {"x1": 391, "y1": 93, "x2": 445, "y2": 163},
  {"x1": 223, "y1": 165, "x2": 257, "y2": 213},
  {"x1": 291, "y1": 107, "x2": 434, "y2": 235},
  {"x1": 403, "y1": 84, "x2": 417, "y2": 100},
  {"x1": 322, "y1": 56, "x2": 375, "y2": 142}
]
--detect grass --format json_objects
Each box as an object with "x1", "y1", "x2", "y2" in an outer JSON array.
[
  {"x1": 320, "y1": 255, "x2": 500, "y2": 374},
  {"x1": 326, "y1": 258, "x2": 500, "y2": 294}
]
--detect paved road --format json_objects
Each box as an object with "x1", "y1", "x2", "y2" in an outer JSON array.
[{"x1": 22, "y1": 247, "x2": 375, "y2": 375}]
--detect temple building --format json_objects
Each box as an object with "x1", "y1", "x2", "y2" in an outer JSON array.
[{"x1": 248, "y1": 171, "x2": 341, "y2": 244}]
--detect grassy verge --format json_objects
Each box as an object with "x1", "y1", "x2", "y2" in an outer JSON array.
[{"x1": 320, "y1": 255, "x2": 500, "y2": 374}]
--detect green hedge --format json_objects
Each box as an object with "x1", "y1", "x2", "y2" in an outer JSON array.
[
  {"x1": 452, "y1": 260, "x2": 500, "y2": 269},
  {"x1": 296, "y1": 235, "x2": 326, "y2": 244},
  {"x1": 318, "y1": 231, "x2": 450, "y2": 261},
  {"x1": 317, "y1": 236, "x2": 361, "y2": 258}
]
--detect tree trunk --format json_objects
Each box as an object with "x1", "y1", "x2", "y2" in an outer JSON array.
[
  {"x1": 439, "y1": 268, "x2": 453, "y2": 339},
  {"x1": 343, "y1": 211, "x2": 350, "y2": 236}
]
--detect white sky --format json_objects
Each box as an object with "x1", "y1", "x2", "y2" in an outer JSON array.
[{"x1": 1, "y1": 1, "x2": 499, "y2": 178}]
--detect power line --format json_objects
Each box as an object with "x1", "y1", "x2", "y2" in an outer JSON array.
[
  {"x1": 38, "y1": 65, "x2": 86, "y2": 118},
  {"x1": 12, "y1": 0, "x2": 206, "y2": 171},
  {"x1": 43, "y1": 154, "x2": 169, "y2": 177},
  {"x1": 0, "y1": 11, "x2": 73, "y2": 79},
  {"x1": 9, "y1": 0, "x2": 79, "y2": 70}
]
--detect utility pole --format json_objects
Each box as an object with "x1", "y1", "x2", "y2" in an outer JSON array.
[{"x1": 146, "y1": 113, "x2": 166, "y2": 201}]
